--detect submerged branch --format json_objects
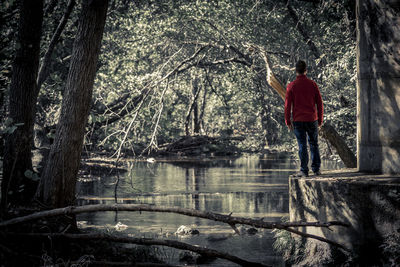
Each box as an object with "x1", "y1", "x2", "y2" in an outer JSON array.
[{"x1": 0, "y1": 204, "x2": 350, "y2": 250}]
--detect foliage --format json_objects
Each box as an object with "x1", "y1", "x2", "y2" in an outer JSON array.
[
  {"x1": 85, "y1": 0, "x2": 356, "y2": 155},
  {"x1": 1, "y1": 0, "x2": 357, "y2": 156}
]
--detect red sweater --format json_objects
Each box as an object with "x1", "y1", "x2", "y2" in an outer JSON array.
[{"x1": 285, "y1": 75, "x2": 323, "y2": 126}]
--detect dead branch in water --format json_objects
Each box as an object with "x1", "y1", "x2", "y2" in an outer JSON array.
[
  {"x1": 0, "y1": 204, "x2": 350, "y2": 250},
  {"x1": 6, "y1": 232, "x2": 270, "y2": 267}
]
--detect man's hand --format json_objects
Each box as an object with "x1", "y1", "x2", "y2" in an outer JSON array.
[{"x1": 287, "y1": 123, "x2": 293, "y2": 131}]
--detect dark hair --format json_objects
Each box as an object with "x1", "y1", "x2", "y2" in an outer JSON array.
[{"x1": 295, "y1": 60, "x2": 307, "y2": 74}]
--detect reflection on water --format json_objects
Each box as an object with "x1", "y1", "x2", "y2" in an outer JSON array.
[{"x1": 76, "y1": 153, "x2": 342, "y2": 266}]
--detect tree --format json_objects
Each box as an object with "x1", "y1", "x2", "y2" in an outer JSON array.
[
  {"x1": 36, "y1": 0, "x2": 109, "y2": 208},
  {"x1": 1, "y1": 0, "x2": 43, "y2": 211}
]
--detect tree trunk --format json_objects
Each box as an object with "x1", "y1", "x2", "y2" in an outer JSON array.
[
  {"x1": 36, "y1": 0, "x2": 109, "y2": 208},
  {"x1": 255, "y1": 75, "x2": 278, "y2": 147},
  {"x1": 184, "y1": 78, "x2": 201, "y2": 136},
  {"x1": 1, "y1": 0, "x2": 43, "y2": 211},
  {"x1": 192, "y1": 81, "x2": 201, "y2": 134},
  {"x1": 198, "y1": 84, "x2": 207, "y2": 134},
  {"x1": 319, "y1": 124, "x2": 357, "y2": 167}
]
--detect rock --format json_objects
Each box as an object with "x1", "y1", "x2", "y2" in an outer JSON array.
[
  {"x1": 190, "y1": 229, "x2": 200, "y2": 235},
  {"x1": 114, "y1": 222, "x2": 128, "y2": 231},
  {"x1": 246, "y1": 227, "x2": 258, "y2": 235},
  {"x1": 237, "y1": 226, "x2": 258, "y2": 235},
  {"x1": 146, "y1": 157, "x2": 156, "y2": 163},
  {"x1": 175, "y1": 225, "x2": 200, "y2": 235},
  {"x1": 77, "y1": 221, "x2": 88, "y2": 228}
]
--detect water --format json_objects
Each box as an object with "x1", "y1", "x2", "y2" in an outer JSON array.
[{"x1": 76, "y1": 153, "x2": 342, "y2": 266}]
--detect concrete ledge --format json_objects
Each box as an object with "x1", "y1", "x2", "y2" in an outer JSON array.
[{"x1": 289, "y1": 169, "x2": 400, "y2": 265}]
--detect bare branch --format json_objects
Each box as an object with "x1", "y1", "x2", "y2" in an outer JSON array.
[
  {"x1": 92, "y1": 46, "x2": 210, "y2": 131},
  {"x1": 112, "y1": 91, "x2": 150, "y2": 159},
  {"x1": 176, "y1": 57, "x2": 251, "y2": 74},
  {"x1": 93, "y1": 91, "x2": 147, "y2": 130},
  {"x1": 204, "y1": 69, "x2": 230, "y2": 108},
  {"x1": 141, "y1": 81, "x2": 169, "y2": 155},
  {"x1": 161, "y1": 45, "x2": 210, "y2": 81}
]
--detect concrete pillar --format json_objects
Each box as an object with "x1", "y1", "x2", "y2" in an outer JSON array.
[{"x1": 356, "y1": 0, "x2": 400, "y2": 173}]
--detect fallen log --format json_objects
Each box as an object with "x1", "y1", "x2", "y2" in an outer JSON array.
[
  {"x1": 0, "y1": 204, "x2": 350, "y2": 250},
  {"x1": 319, "y1": 124, "x2": 357, "y2": 168},
  {"x1": 159, "y1": 135, "x2": 242, "y2": 156}
]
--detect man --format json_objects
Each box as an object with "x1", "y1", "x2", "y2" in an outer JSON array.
[{"x1": 285, "y1": 60, "x2": 323, "y2": 177}]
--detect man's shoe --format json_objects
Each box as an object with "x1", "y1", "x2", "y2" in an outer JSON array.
[
  {"x1": 314, "y1": 170, "x2": 322, "y2": 176},
  {"x1": 294, "y1": 171, "x2": 308, "y2": 177}
]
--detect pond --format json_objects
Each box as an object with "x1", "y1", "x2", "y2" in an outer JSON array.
[{"x1": 76, "y1": 153, "x2": 342, "y2": 266}]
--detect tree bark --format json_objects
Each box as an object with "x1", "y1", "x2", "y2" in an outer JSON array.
[
  {"x1": 36, "y1": 0, "x2": 109, "y2": 208},
  {"x1": 255, "y1": 75, "x2": 279, "y2": 146},
  {"x1": 319, "y1": 124, "x2": 357, "y2": 168},
  {"x1": 198, "y1": 82, "x2": 207, "y2": 134},
  {"x1": 184, "y1": 78, "x2": 201, "y2": 136},
  {"x1": 1, "y1": 0, "x2": 43, "y2": 210},
  {"x1": 192, "y1": 80, "x2": 201, "y2": 134}
]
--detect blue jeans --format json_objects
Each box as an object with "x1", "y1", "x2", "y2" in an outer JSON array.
[{"x1": 293, "y1": 121, "x2": 321, "y2": 174}]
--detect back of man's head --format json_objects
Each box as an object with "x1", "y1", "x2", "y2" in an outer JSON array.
[{"x1": 295, "y1": 60, "x2": 307, "y2": 74}]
